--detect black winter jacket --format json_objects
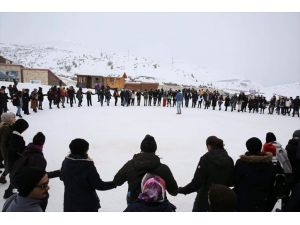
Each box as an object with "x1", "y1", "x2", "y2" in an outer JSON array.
[
  {"x1": 7, "y1": 132, "x2": 26, "y2": 172},
  {"x1": 113, "y1": 152, "x2": 178, "y2": 204},
  {"x1": 178, "y1": 148, "x2": 234, "y2": 211},
  {"x1": 234, "y1": 152, "x2": 276, "y2": 212},
  {"x1": 22, "y1": 143, "x2": 60, "y2": 178},
  {"x1": 60, "y1": 154, "x2": 115, "y2": 212},
  {"x1": 286, "y1": 138, "x2": 300, "y2": 184}
]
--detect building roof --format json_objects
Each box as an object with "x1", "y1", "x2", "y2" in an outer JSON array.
[
  {"x1": 76, "y1": 73, "x2": 123, "y2": 78},
  {"x1": 0, "y1": 63, "x2": 24, "y2": 68}
]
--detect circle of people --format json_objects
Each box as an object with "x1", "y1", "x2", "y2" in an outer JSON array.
[
  {"x1": 0, "y1": 111, "x2": 300, "y2": 212},
  {"x1": 0, "y1": 82, "x2": 299, "y2": 118}
]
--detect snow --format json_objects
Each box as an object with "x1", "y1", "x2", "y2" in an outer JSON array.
[{"x1": 0, "y1": 81, "x2": 299, "y2": 212}]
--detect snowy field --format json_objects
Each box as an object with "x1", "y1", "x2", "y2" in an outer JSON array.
[{"x1": 0, "y1": 82, "x2": 299, "y2": 212}]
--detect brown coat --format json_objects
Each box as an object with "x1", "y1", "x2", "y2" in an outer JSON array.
[{"x1": 0, "y1": 122, "x2": 13, "y2": 171}]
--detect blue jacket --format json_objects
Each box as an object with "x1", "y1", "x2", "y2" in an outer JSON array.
[{"x1": 176, "y1": 92, "x2": 183, "y2": 102}]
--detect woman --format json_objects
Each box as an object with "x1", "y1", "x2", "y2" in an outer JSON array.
[{"x1": 60, "y1": 138, "x2": 115, "y2": 212}]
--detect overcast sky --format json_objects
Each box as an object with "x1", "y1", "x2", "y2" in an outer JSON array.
[{"x1": 0, "y1": 13, "x2": 299, "y2": 85}]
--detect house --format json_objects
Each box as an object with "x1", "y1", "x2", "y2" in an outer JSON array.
[
  {"x1": 21, "y1": 68, "x2": 65, "y2": 86},
  {"x1": 124, "y1": 82, "x2": 159, "y2": 91},
  {"x1": 0, "y1": 56, "x2": 13, "y2": 64},
  {"x1": 0, "y1": 63, "x2": 24, "y2": 82},
  {"x1": 76, "y1": 74, "x2": 125, "y2": 89}
]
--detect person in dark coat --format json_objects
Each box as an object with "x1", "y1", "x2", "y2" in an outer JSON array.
[
  {"x1": 285, "y1": 182, "x2": 300, "y2": 212},
  {"x1": 177, "y1": 136, "x2": 234, "y2": 212},
  {"x1": 4, "y1": 119, "x2": 29, "y2": 199},
  {"x1": 11, "y1": 132, "x2": 60, "y2": 211},
  {"x1": 286, "y1": 130, "x2": 300, "y2": 186},
  {"x1": 113, "y1": 134, "x2": 178, "y2": 204},
  {"x1": 21, "y1": 89, "x2": 30, "y2": 115},
  {"x1": 124, "y1": 173, "x2": 176, "y2": 212},
  {"x1": 234, "y1": 137, "x2": 276, "y2": 212},
  {"x1": 60, "y1": 138, "x2": 116, "y2": 212}
]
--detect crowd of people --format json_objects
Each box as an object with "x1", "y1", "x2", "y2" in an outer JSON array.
[
  {"x1": 0, "y1": 82, "x2": 299, "y2": 121},
  {"x1": 0, "y1": 111, "x2": 299, "y2": 212},
  {"x1": 0, "y1": 82, "x2": 299, "y2": 212}
]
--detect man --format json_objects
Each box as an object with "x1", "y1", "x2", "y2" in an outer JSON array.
[
  {"x1": 2, "y1": 167, "x2": 49, "y2": 212},
  {"x1": 175, "y1": 90, "x2": 183, "y2": 114},
  {"x1": 113, "y1": 134, "x2": 178, "y2": 204}
]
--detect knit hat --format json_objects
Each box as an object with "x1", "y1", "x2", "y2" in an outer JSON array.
[
  {"x1": 0, "y1": 112, "x2": 15, "y2": 124},
  {"x1": 293, "y1": 130, "x2": 300, "y2": 138},
  {"x1": 13, "y1": 119, "x2": 29, "y2": 133},
  {"x1": 33, "y1": 132, "x2": 45, "y2": 145},
  {"x1": 266, "y1": 132, "x2": 276, "y2": 143},
  {"x1": 246, "y1": 137, "x2": 262, "y2": 154},
  {"x1": 69, "y1": 138, "x2": 89, "y2": 155},
  {"x1": 138, "y1": 173, "x2": 166, "y2": 203},
  {"x1": 140, "y1": 134, "x2": 157, "y2": 153},
  {"x1": 13, "y1": 167, "x2": 46, "y2": 197},
  {"x1": 208, "y1": 184, "x2": 237, "y2": 212}
]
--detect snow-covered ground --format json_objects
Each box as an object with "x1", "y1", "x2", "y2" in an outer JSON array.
[{"x1": 0, "y1": 81, "x2": 299, "y2": 212}]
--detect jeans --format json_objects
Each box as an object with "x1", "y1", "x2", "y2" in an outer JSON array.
[{"x1": 177, "y1": 101, "x2": 182, "y2": 114}]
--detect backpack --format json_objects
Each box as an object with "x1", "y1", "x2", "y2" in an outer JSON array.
[{"x1": 276, "y1": 148, "x2": 292, "y2": 174}]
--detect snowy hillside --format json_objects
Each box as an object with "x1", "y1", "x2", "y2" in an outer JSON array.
[
  {"x1": 0, "y1": 42, "x2": 211, "y2": 86},
  {"x1": 0, "y1": 42, "x2": 299, "y2": 98}
]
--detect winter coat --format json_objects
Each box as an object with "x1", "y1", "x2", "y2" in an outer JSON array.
[
  {"x1": 124, "y1": 199, "x2": 176, "y2": 212},
  {"x1": 60, "y1": 154, "x2": 116, "y2": 212},
  {"x1": 7, "y1": 131, "x2": 26, "y2": 172},
  {"x1": 178, "y1": 148, "x2": 234, "y2": 212},
  {"x1": 285, "y1": 182, "x2": 300, "y2": 212},
  {"x1": 113, "y1": 152, "x2": 178, "y2": 204},
  {"x1": 30, "y1": 92, "x2": 38, "y2": 109},
  {"x1": 175, "y1": 92, "x2": 183, "y2": 102},
  {"x1": 2, "y1": 194, "x2": 43, "y2": 212},
  {"x1": 234, "y1": 152, "x2": 276, "y2": 212},
  {"x1": 0, "y1": 122, "x2": 13, "y2": 171},
  {"x1": 20, "y1": 143, "x2": 60, "y2": 179},
  {"x1": 286, "y1": 138, "x2": 300, "y2": 184}
]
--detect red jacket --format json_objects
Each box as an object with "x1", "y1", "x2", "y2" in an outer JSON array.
[{"x1": 263, "y1": 143, "x2": 276, "y2": 156}]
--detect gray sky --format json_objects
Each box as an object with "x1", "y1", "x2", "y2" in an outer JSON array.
[{"x1": 0, "y1": 12, "x2": 299, "y2": 85}]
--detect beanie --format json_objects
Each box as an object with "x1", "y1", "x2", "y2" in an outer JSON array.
[
  {"x1": 140, "y1": 134, "x2": 157, "y2": 153},
  {"x1": 293, "y1": 130, "x2": 300, "y2": 138},
  {"x1": 246, "y1": 137, "x2": 262, "y2": 154},
  {"x1": 266, "y1": 132, "x2": 276, "y2": 143},
  {"x1": 69, "y1": 138, "x2": 89, "y2": 155},
  {"x1": 13, "y1": 119, "x2": 29, "y2": 133},
  {"x1": 13, "y1": 167, "x2": 46, "y2": 197},
  {"x1": 33, "y1": 132, "x2": 45, "y2": 145}
]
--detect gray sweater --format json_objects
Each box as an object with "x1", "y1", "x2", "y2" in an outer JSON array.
[{"x1": 2, "y1": 194, "x2": 43, "y2": 212}]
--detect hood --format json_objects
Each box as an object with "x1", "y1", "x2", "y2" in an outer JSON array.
[
  {"x1": 240, "y1": 152, "x2": 273, "y2": 163},
  {"x1": 3, "y1": 194, "x2": 42, "y2": 212},
  {"x1": 205, "y1": 148, "x2": 233, "y2": 168},
  {"x1": 132, "y1": 153, "x2": 161, "y2": 170},
  {"x1": 288, "y1": 137, "x2": 299, "y2": 146},
  {"x1": 25, "y1": 143, "x2": 43, "y2": 153}
]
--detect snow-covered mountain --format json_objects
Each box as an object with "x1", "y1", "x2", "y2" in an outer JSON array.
[{"x1": 0, "y1": 42, "x2": 299, "y2": 98}]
